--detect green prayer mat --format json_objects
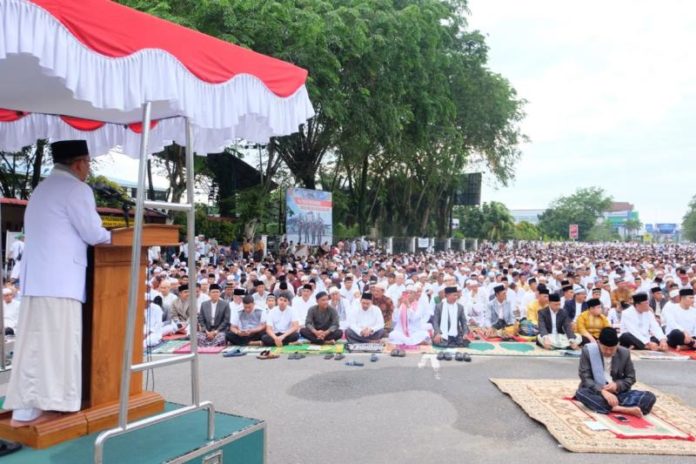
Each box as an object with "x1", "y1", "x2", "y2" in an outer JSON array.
[{"x1": 277, "y1": 343, "x2": 344, "y2": 354}]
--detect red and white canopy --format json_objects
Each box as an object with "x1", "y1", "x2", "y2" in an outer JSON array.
[{"x1": 0, "y1": 0, "x2": 315, "y2": 156}]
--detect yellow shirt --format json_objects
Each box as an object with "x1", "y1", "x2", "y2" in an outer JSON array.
[
  {"x1": 576, "y1": 311, "x2": 610, "y2": 339},
  {"x1": 526, "y1": 300, "x2": 542, "y2": 325}
]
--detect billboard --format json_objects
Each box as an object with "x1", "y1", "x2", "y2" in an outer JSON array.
[
  {"x1": 286, "y1": 188, "x2": 333, "y2": 246},
  {"x1": 569, "y1": 224, "x2": 579, "y2": 240},
  {"x1": 655, "y1": 223, "x2": 677, "y2": 235}
]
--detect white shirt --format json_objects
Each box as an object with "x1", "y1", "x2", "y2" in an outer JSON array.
[
  {"x1": 550, "y1": 310, "x2": 558, "y2": 337},
  {"x1": 292, "y1": 296, "x2": 315, "y2": 326},
  {"x1": 665, "y1": 306, "x2": 696, "y2": 335},
  {"x1": 348, "y1": 305, "x2": 385, "y2": 333},
  {"x1": 620, "y1": 306, "x2": 665, "y2": 344},
  {"x1": 266, "y1": 306, "x2": 299, "y2": 333},
  {"x1": 3, "y1": 299, "x2": 20, "y2": 332}
]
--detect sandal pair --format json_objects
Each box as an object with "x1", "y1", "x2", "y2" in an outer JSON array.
[{"x1": 288, "y1": 352, "x2": 306, "y2": 360}]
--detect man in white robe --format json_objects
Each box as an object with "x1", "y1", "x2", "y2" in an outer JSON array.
[
  {"x1": 3, "y1": 288, "x2": 21, "y2": 335},
  {"x1": 5, "y1": 140, "x2": 111, "y2": 426}
]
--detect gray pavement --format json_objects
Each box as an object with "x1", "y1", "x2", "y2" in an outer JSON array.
[
  {"x1": 151, "y1": 354, "x2": 695, "y2": 464},
  {"x1": 1, "y1": 354, "x2": 694, "y2": 464}
]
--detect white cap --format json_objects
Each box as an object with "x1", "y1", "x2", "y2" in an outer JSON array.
[
  {"x1": 669, "y1": 289, "x2": 679, "y2": 298},
  {"x1": 2, "y1": 288, "x2": 12, "y2": 295},
  {"x1": 329, "y1": 286, "x2": 340, "y2": 294},
  {"x1": 573, "y1": 285, "x2": 586, "y2": 294}
]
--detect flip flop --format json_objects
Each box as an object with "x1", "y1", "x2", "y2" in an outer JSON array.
[
  {"x1": 345, "y1": 360, "x2": 364, "y2": 367},
  {"x1": 324, "y1": 353, "x2": 335, "y2": 360},
  {"x1": 436, "y1": 351, "x2": 445, "y2": 361},
  {"x1": 455, "y1": 352, "x2": 465, "y2": 362},
  {"x1": 288, "y1": 352, "x2": 298, "y2": 360},
  {"x1": 390, "y1": 349, "x2": 399, "y2": 357},
  {"x1": 370, "y1": 353, "x2": 378, "y2": 362},
  {"x1": 257, "y1": 352, "x2": 279, "y2": 360},
  {"x1": 463, "y1": 353, "x2": 472, "y2": 362},
  {"x1": 443, "y1": 352, "x2": 453, "y2": 361},
  {"x1": 223, "y1": 348, "x2": 246, "y2": 358},
  {"x1": 334, "y1": 354, "x2": 345, "y2": 361},
  {"x1": 0, "y1": 440, "x2": 21, "y2": 456},
  {"x1": 397, "y1": 349, "x2": 406, "y2": 358}
]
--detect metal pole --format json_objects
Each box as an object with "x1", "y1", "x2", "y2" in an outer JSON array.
[
  {"x1": 0, "y1": 198, "x2": 5, "y2": 371},
  {"x1": 184, "y1": 119, "x2": 200, "y2": 407},
  {"x1": 117, "y1": 102, "x2": 152, "y2": 428}
]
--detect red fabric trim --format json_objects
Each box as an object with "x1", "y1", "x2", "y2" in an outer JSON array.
[
  {"x1": 565, "y1": 397, "x2": 695, "y2": 441},
  {"x1": 670, "y1": 348, "x2": 696, "y2": 360},
  {"x1": 0, "y1": 109, "x2": 28, "y2": 122},
  {"x1": 128, "y1": 120, "x2": 159, "y2": 134},
  {"x1": 60, "y1": 115, "x2": 106, "y2": 131},
  {"x1": 29, "y1": 0, "x2": 308, "y2": 96}
]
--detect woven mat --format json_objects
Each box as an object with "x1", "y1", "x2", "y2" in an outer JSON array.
[
  {"x1": 172, "y1": 342, "x2": 226, "y2": 354},
  {"x1": 222, "y1": 345, "x2": 268, "y2": 354},
  {"x1": 148, "y1": 339, "x2": 189, "y2": 354},
  {"x1": 162, "y1": 333, "x2": 189, "y2": 341},
  {"x1": 383, "y1": 341, "x2": 571, "y2": 357},
  {"x1": 492, "y1": 378, "x2": 696, "y2": 455},
  {"x1": 277, "y1": 343, "x2": 344, "y2": 354}
]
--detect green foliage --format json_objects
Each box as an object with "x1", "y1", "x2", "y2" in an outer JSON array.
[
  {"x1": 682, "y1": 195, "x2": 696, "y2": 242},
  {"x1": 587, "y1": 220, "x2": 621, "y2": 242},
  {"x1": 88, "y1": 174, "x2": 129, "y2": 208},
  {"x1": 514, "y1": 221, "x2": 542, "y2": 241},
  {"x1": 117, "y1": 0, "x2": 525, "y2": 237},
  {"x1": 172, "y1": 205, "x2": 238, "y2": 244},
  {"x1": 456, "y1": 202, "x2": 515, "y2": 240},
  {"x1": 538, "y1": 187, "x2": 612, "y2": 241}
]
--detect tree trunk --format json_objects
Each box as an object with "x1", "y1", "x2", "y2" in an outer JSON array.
[{"x1": 30, "y1": 140, "x2": 46, "y2": 190}]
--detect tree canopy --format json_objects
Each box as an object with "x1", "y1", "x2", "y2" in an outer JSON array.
[
  {"x1": 682, "y1": 195, "x2": 696, "y2": 242},
  {"x1": 538, "y1": 187, "x2": 613, "y2": 241},
  {"x1": 116, "y1": 0, "x2": 526, "y2": 237}
]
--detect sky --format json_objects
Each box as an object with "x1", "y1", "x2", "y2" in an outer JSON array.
[{"x1": 467, "y1": 0, "x2": 696, "y2": 225}]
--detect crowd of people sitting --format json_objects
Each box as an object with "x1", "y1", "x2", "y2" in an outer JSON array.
[{"x1": 138, "y1": 238, "x2": 696, "y2": 358}]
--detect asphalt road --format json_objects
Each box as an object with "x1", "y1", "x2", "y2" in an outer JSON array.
[
  {"x1": 1, "y1": 353, "x2": 694, "y2": 464},
  {"x1": 148, "y1": 354, "x2": 695, "y2": 464}
]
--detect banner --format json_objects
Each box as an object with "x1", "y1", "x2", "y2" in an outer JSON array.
[
  {"x1": 417, "y1": 238, "x2": 430, "y2": 248},
  {"x1": 286, "y1": 188, "x2": 332, "y2": 246}
]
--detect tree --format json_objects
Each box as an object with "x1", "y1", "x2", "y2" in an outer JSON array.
[
  {"x1": 587, "y1": 221, "x2": 620, "y2": 242},
  {"x1": 514, "y1": 221, "x2": 542, "y2": 241},
  {"x1": 538, "y1": 187, "x2": 612, "y2": 240},
  {"x1": 682, "y1": 195, "x2": 696, "y2": 242},
  {"x1": 455, "y1": 201, "x2": 514, "y2": 240},
  {"x1": 0, "y1": 141, "x2": 48, "y2": 199},
  {"x1": 623, "y1": 218, "x2": 642, "y2": 239}
]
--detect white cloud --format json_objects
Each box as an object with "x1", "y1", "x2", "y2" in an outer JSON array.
[{"x1": 468, "y1": 0, "x2": 696, "y2": 225}]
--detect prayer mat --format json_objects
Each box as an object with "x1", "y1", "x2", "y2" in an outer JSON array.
[
  {"x1": 491, "y1": 378, "x2": 696, "y2": 455},
  {"x1": 670, "y1": 348, "x2": 696, "y2": 360},
  {"x1": 148, "y1": 339, "x2": 189, "y2": 354},
  {"x1": 222, "y1": 346, "x2": 268, "y2": 354},
  {"x1": 631, "y1": 350, "x2": 690, "y2": 361},
  {"x1": 383, "y1": 343, "x2": 436, "y2": 354},
  {"x1": 162, "y1": 333, "x2": 189, "y2": 341},
  {"x1": 173, "y1": 343, "x2": 226, "y2": 354},
  {"x1": 437, "y1": 341, "x2": 569, "y2": 357},
  {"x1": 276, "y1": 343, "x2": 344, "y2": 354}
]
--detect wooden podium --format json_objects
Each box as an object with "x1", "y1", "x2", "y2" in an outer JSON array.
[{"x1": 0, "y1": 225, "x2": 180, "y2": 448}]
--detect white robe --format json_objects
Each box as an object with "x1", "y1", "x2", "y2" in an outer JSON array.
[{"x1": 389, "y1": 303, "x2": 429, "y2": 345}]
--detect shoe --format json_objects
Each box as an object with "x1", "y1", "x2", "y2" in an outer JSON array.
[
  {"x1": 0, "y1": 440, "x2": 21, "y2": 457},
  {"x1": 397, "y1": 349, "x2": 406, "y2": 358},
  {"x1": 370, "y1": 353, "x2": 378, "y2": 362},
  {"x1": 390, "y1": 349, "x2": 399, "y2": 357},
  {"x1": 443, "y1": 352, "x2": 453, "y2": 361},
  {"x1": 463, "y1": 353, "x2": 472, "y2": 362},
  {"x1": 455, "y1": 352, "x2": 465, "y2": 362},
  {"x1": 223, "y1": 348, "x2": 246, "y2": 358},
  {"x1": 334, "y1": 354, "x2": 345, "y2": 361},
  {"x1": 345, "y1": 360, "x2": 364, "y2": 367},
  {"x1": 324, "y1": 353, "x2": 335, "y2": 360},
  {"x1": 436, "y1": 351, "x2": 445, "y2": 361}
]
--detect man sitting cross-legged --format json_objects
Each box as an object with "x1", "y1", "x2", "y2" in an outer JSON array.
[
  {"x1": 432, "y1": 287, "x2": 469, "y2": 347},
  {"x1": 619, "y1": 293, "x2": 668, "y2": 351},
  {"x1": 575, "y1": 327, "x2": 656, "y2": 418},
  {"x1": 197, "y1": 284, "x2": 230, "y2": 347},
  {"x1": 345, "y1": 292, "x2": 385, "y2": 343},
  {"x1": 665, "y1": 288, "x2": 696, "y2": 350},
  {"x1": 537, "y1": 293, "x2": 581, "y2": 350},
  {"x1": 262, "y1": 294, "x2": 300, "y2": 347},
  {"x1": 300, "y1": 291, "x2": 343, "y2": 345},
  {"x1": 226, "y1": 295, "x2": 266, "y2": 346}
]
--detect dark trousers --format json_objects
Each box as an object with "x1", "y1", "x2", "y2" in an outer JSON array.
[
  {"x1": 575, "y1": 387, "x2": 656, "y2": 415},
  {"x1": 299, "y1": 328, "x2": 343, "y2": 345},
  {"x1": 619, "y1": 333, "x2": 658, "y2": 350},
  {"x1": 581, "y1": 336, "x2": 593, "y2": 346},
  {"x1": 666, "y1": 329, "x2": 696, "y2": 348},
  {"x1": 226, "y1": 331, "x2": 262, "y2": 346},
  {"x1": 4, "y1": 327, "x2": 14, "y2": 336},
  {"x1": 345, "y1": 328, "x2": 384, "y2": 343},
  {"x1": 261, "y1": 332, "x2": 300, "y2": 347}
]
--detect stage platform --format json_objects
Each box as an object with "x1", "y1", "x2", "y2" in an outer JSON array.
[{"x1": 1, "y1": 403, "x2": 265, "y2": 463}]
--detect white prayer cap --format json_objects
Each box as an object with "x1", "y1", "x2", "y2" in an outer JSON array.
[
  {"x1": 413, "y1": 283, "x2": 423, "y2": 291},
  {"x1": 226, "y1": 275, "x2": 236, "y2": 282},
  {"x1": 300, "y1": 275, "x2": 310, "y2": 282},
  {"x1": 2, "y1": 288, "x2": 11, "y2": 295},
  {"x1": 467, "y1": 279, "x2": 479, "y2": 286},
  {"x1": 669, "y1": 289, "x2": 679, "y2": 298},
  {"x1": 405, "y1": 284, "x2": 415, "y2": 292},
  {"x1": 573, "y1": 285, "x2": 586, "y2": 294},
  {"x1": 329, "y1": 286, "x2": 340, "y2": 294},
  {"x1": 375, "y1": 282, "x2": 388, "y2": 290}
]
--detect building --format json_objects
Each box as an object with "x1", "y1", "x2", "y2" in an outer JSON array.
[
  {"x1": 510, "y1": 209, "x2": 545, "y2": 225},
  {"x1": 603, "y1": 201, "x2": 641, "y2": 238}
]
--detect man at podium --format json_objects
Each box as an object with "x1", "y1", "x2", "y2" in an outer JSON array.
[{"x1": 4, "y1": 140, "x2": 111, "y2": 427}]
